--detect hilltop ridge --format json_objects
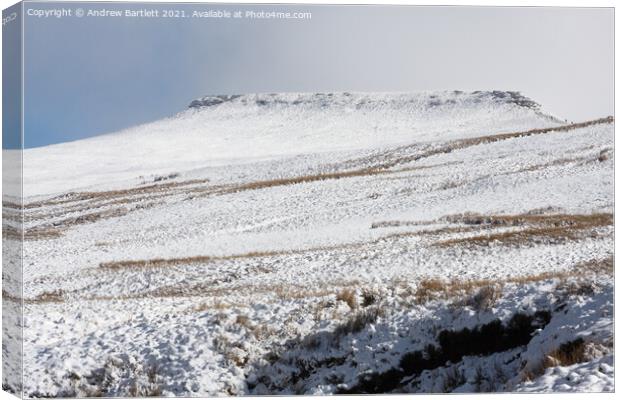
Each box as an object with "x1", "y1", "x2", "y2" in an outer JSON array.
[{"x1": 21, "y1": 90, "x2": 564, "y2": 197}]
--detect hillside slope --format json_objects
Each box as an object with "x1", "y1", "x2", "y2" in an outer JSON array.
[
  {"x1": 20, "y1": 91, "x2": 559, "y2": 197},
  {"x1": 2, "y1": 91, "x2": 613, "y2": 396}
]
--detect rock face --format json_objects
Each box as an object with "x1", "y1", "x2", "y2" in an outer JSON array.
[
  {"x1": 188, "y1": 95, "x2": 242, "y2": 109},
  {"x1": 187, "y1": 91, "x2": 544, "y2": 113}
]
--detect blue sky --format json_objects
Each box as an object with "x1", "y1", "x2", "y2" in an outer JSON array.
[
  {"x1": 15, "y1": 3, "x2": 615, "y2": 148},
  {"x1": 2, "y1": 2, "x2": 22, "y2": 149}
]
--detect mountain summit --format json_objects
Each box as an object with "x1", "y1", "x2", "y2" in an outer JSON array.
[
  {"x1": 187, "y1": 91, "x2": 545, "y2": 113},
  {"x1": 23, "y1": 91, "x2": 560, "y2": 197}
]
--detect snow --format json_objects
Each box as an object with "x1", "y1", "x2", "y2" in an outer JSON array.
[
  {"x1": 19, "y1": 91, "x2": 560, "y2": 198},
  {"x1": 516, "y1": 356, "x2": 614, "y2": 392},
  {"x1": 2, "y1": 91, "x2": 613, "y2": 396}
]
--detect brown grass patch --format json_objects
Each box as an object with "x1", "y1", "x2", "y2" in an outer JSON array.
[
  {"x1": 2, "y1": 290, "x2": 21, "y2": 303},
  {"x1": 3, "y1": 224, "x2": 64, "y2": 241},
  {"x1": 523, "y1": 338, "x2": 591, "y2": 381},
  {"x1": 24, "y1": 195, "x2": 167, "y2": 223},
  {"x1": 16, "y1": 207, "x2": 135, "y2": 241},
  {"x1": 26, "y1": 290, "x2": 65, "y2": 304},
  {"x1": 8, "y1": 178, "x2": 214, "y2": 240},
  {"x1": 6, "y1": 202, "x2": 166, "y2": 242},
  {"x1": 415, "y1": 272, "x2": 566, "y2": 305},
  {"x1": 543, "y1": 338, "x2": 588, "y2": 368},
  {"x1": 435, "y1": 213, "x2": 612, "y2": 247},
  {"x1": 196, "y1": 168, "x2": 389, "y2": 199},
  {"x1": 99, "y1": 250, "x2": 284, "y2": 270},
  {"x1": 413, "y1": 278, "x2": 447, "y2": 304},
  {"x1": 2, "y1": 199, "x2": 22, "y2": 210},
  {"x1": 2, "y1": 210, "x2": 22, "y2": 222},
  {"x1": 190, "y1": 118, "x2": 616, "y2": 199},
  {"x1": 21, "y1": 178, "x2": 212, "y2": 210},
  {"x1": 412, "y1": 256, "x2": 613, "y2": 305},
  {"x1": 574, "y1": 256, "x2": 614, "y2": 275}
]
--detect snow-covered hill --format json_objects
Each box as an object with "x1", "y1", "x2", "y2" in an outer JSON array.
[
  {"x1": 3, "y1": 91, "x2": 613, "y2": 396},
  {"x1": 21, "y1": 91, "x2": 560, "y2": 197}
]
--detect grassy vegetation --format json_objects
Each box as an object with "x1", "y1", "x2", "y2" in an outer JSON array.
[
  {"x1": 336, "y1": 288, "x2": 358, "y2": 310},
  {"x1": 412, "y1": 256, "x2": 613, "y2": 305},
  {"x1": 13, "y1": 116, "x2": 613, "y2": 244},
  {"x1": 543, "y1": 338, "x2": 588, "y2": 368},
  {"x1": 435, "y1": 213, "x2": 612, "y2": 247},
  {"x1": 522, "y1": 338, "x2": 591, "y2": 382},
  {"x1": 366, "y1": 116, "x2": 614, "y2": 170},
  {"x1": 333, "y1": 307, "x2": 386, "y2": 340}
]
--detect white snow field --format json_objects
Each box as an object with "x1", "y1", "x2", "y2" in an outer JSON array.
[{"x1": 2, "y1": 91, "x2": 614, "y2": 396}]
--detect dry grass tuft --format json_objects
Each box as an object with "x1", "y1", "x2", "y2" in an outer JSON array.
[
  {"x1": 336, "y1": 288, "x2": 358, "y2": 310},
  {"x1": 333, "y1": 306, "x2": 385, "y2": 339},
  {"x1": 414, "y1": 278, "x2": 447, "y2": 304},
  {"x1": 213, "y1": 335, "x2": 249, "y2": 367},
  {"x1": 574, "y1": 256, "x2": 614, "y2": 275},
  {"x1": 235, "y1": 315, "x2": 252, "y2": 329},
  {"x1": 541, "y1": 338, "x2": 589, "y2": 370},
  {"x1": 415, "y1": 277, "x2": 501, "y2": 305},
  {"x1": 555, "y1": 280, "x2": 597, "y2": 297},
  {"x1": 460, "y1": 285, "x2": 502, "y2": 311}
]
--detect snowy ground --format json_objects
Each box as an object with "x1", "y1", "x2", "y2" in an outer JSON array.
[{"x1": 2, "y1": 91, "x2": 614, "y2": 396}]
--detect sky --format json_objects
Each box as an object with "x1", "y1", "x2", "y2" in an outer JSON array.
[{"x1": 13, "y1": 3, "x2": 615, "y2": 148}]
